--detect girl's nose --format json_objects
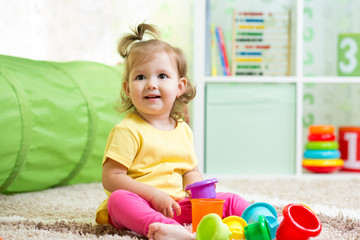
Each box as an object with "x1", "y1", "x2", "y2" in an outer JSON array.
[{"x1": 146, "y1": 77, "x2": 158, "y2": 89}]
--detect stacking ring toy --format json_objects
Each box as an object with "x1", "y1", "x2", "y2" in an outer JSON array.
[
  {"x1": 308, "y1": 133, "x2": 335, "y2": 141},
  {"x1": 305, "y1": 141, "x2": 338, "y2": 150},
  {"x1": 302, "y1": 159, "x2": 344, "y2": 167},
  {"x1": 303, "y1": 150, "x2": 340, "y2": 159},
  {"x1": 309, "y1": 125, "x2": 335, "y2": 134}
]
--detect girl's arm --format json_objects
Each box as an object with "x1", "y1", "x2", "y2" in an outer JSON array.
[
  {"x1": 102, "y1": 158, "x2": 155, "y2": 199},
  {"x1": 183, "y1": 166, "x2": 204, "y2": 188},
  {"x1": 102, "y1": 158, "x2": 181, "y2": 218}
]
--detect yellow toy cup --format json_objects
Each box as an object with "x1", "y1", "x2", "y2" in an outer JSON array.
[
  {"x1": 222, "y1": 216, "x2": 248, "y2": 239},
  {"x1": 191, "y1": 198, "x2": 225, "y2": 232}
]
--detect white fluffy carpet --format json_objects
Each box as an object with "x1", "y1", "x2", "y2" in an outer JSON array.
[{"x1": 0, "y1": 175, "x2": 359, "y2": 239}]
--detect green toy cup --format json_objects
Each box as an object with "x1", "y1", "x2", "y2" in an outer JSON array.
[
  {"x1": 195, "y1": 213, "x2": 232, "y2": 240},
  {"x1": 244, "y1": 215, "x2": 272, "y2": 240}
]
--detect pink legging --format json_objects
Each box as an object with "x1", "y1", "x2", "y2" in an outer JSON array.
[{"x1": 107, "y1": 190, "x2": 250, "y2": 236}]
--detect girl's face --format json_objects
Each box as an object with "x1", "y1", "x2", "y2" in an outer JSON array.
[{"x1": 124, "y1": 52, "x2": 187, "y2": 120}]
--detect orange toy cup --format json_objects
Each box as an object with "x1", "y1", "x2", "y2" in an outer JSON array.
[{"x1": 191, "y1": 198, "x2": 225, "y2": 232}]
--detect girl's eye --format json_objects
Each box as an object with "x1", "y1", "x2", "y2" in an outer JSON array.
[
  {"x1": 135, "y1": 75, "x2": 146, "y2": 80},
  {"x1": 158, "y1": 73, "x2": 168, "y2": 79}
]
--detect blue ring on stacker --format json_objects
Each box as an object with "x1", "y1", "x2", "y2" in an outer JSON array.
[{"x1": 304, "y1": 150, "x2": 340, "y2": 159}]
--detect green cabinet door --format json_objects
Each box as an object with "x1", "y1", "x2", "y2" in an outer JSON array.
[{"x1": 205, "y1": 83, "x2": 296, "y2": 174}]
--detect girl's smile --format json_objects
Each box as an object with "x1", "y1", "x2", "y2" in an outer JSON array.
[
  {"x1": 124, "y1": 51, "x2": 186, "y2": 122},
  {"x1": 144, "y1": 93, "x2": 161, "y2": 100}
]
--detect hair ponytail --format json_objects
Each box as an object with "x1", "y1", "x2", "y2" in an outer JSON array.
[{"x1": 118, "y1": 23, "x2": 160, "y2": 59}]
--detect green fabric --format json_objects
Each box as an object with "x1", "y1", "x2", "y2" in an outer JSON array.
[{"x1": 0, "y1": 55, "x2": 125, "y2": 193}]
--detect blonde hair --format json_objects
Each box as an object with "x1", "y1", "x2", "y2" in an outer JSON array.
[{"x1": 116, "y1": 23, "x2": 196, "y2": 121}]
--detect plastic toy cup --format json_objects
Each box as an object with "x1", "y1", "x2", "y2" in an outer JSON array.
[
  {"x1": 276, "y1": 203, "x2": 322, "y2": 240},
  {"x1": 185, "y1": 178, "x2": 218, "y2": 199},
  {"x1": 222, "y1": 216, "x2": 248, "y2": 240},
  {"x1": 195, "y1": 213, "x2": 232, "y2": 240},
  {"x1": 191, "y1": 198, "x2": 225, "y2": 232},
  {"x1": 241, "y1": 202, "x2": 279, "y2": 239},
  {"x1": 244, "y1": 215, "x2": 271, "y2": 240}
]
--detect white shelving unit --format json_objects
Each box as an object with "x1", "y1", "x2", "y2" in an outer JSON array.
[{"x1": 192, "y1": 0, "x2": 360, "y2": 175}]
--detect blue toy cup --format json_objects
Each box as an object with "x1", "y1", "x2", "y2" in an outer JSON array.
[{"x1": 241, "y1": 202, "x2": 279, "y2": 239}]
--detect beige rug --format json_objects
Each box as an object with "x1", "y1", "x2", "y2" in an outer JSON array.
[{"x1": 1, "y1": 175, "x2": 359, "y2": 239}]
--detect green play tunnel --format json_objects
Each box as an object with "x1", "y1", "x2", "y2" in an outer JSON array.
[{"x1": 0, "y1": 55, "x2": 124, "y2": 193}]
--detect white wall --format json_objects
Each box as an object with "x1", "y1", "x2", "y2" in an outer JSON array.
[{"x1": 0, "y1": 0, "x2": 194, "y2": 66}]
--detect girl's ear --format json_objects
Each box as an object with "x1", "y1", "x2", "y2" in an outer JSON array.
[
  {"x1": 177, "y1": 77, "x2": 187, "y2": 97},
  {"x1": 123, "y1": 81, "x2": 130, "y2": 97}
]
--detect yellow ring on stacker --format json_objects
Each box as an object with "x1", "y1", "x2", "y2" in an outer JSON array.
[
  {"x1": 309, "y1": 125, "x2": 335, "y2": 134},
  {"x1": 305, "y1": 141, "x2": 339, "y2": 150},
  {"x1": 302, "y1": 159, "x2": 344, "y2": 167}
]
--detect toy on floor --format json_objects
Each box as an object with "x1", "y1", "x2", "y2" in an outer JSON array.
[
  {"x1": 194, "y1": 201, "x2": 322, "y2": 240},
  {"x1": 188, "y1": 178, "x2": 222, "y2": 232},
  {"x1": 244, "y1": 215, "x2": 271, "y2": 240},
  {"x1": 241, "y1": 202, "x2": 279, "y2": 239},
  {"x1": 276, "y1": 203, "x2": 322, "y2": 240},
  {"x1": 222, "y1": 216, "x2": 248, "y2": 239},
  {"x1": 188, "y1": 179, "x2": 322, "y2": 240},
  {"x1": 191, "y1": 198, "x2": 225, "y2": 232},
  {"x1": 303, "y1": 125, "x2": 344, "y2": 173},
  {"x1": 196, "y1": 213, "x2": 232, "y2": 240},
  {"x1": 185, "y1": 178, "x2": 218, "y2": 199}
]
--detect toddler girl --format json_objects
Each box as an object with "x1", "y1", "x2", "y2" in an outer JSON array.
[{"x1": 96, "y1": 23, "x2": 250, "y2": 240}]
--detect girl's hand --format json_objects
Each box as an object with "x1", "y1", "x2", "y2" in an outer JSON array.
[{"x1": 149, "y1": 190, "x2": 181, "y2": 218}]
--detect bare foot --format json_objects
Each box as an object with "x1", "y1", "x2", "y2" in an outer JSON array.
[{"x1": 147, "y1": 223, "x2": 195, "y2": 240}]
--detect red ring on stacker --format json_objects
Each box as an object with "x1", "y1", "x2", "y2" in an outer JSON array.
[{"x1": 308, "y1": 133, "x2": 335, "y2": 141}]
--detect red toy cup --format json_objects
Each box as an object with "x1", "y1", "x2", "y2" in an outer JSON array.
[{"x1": 276, "y1": 203, "x2": 321, "y2": 240}]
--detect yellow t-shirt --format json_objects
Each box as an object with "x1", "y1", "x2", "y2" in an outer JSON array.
[{"x1": 95, "y1": 113, "x2": 198, "y2": 224}]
